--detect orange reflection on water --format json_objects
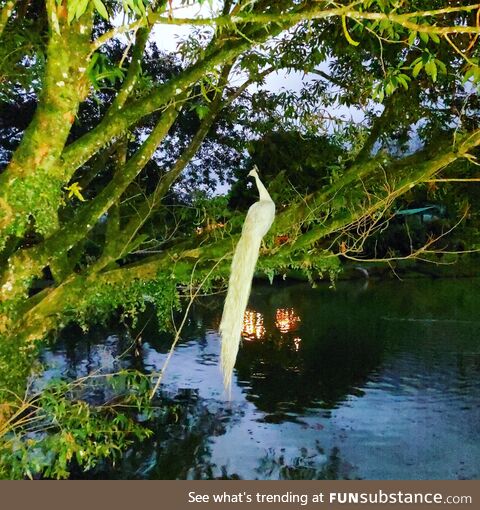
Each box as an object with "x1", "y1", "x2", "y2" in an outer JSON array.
[
  {"x1": 242, "y1": 310, "x2": 266, "y2": 340},
  {"x1": 275, "y1": 308, "x2": 301, "y2": 334}
]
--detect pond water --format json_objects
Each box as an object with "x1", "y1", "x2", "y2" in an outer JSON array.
[{"x1": 36, "y1": 278, "x2": 480, "y2": 479}]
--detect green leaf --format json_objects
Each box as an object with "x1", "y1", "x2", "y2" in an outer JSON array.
[
  {"x1": 379, "y1": 19, "x2": 391, "y2": 33},
  {"x1": 195, "y1": 104, "x2": 209, "y2": 120},
  {"x1": 407, "y1": 31, "x2": 417, "y2": 46},
  {"x1": 199, "y1": 80, "x2": 211, "y2": 102},
  {"x1": 65, "y1": 182, "x2": 86, "y2": 202},
  {"x1": 435, "y1": 59, "x2": 447, "y2": 75},
  {"x1": 397, "y1": 74, "x2": 410, "y2": 90},
  {"x1": 419, "y1": 31, "x2": 429, "y2": 44},
  {"x1": 93, "y1": 0, "x2": 108, "y2": 19},
  {"x1": 412, "y1": 61, "x2": 423, "y2": 78},
  {"x1": 463, "y1": 68, "x2": 474, "y2": 82},
  {"x1": 425, "y1": 60, "x2": 437, "y2": 82},
  {"x1": 75, "y1": 0, "x2": 90, "y2": 19},
  {"x1": 135, "y1": 0, "x2": 146, "y2": 15},
  {"x1": 67, "y1": 0, "x2": 80, "y2": 23},
  {"x1": 385, "y1": 81, "x2": 395, "y2": 96},
  {"x1": 463, "y1": 66, "x2": 478, "y2": 83},
  {"x1": 124, "y1": 0, "x2": 136, "y2": 12}
]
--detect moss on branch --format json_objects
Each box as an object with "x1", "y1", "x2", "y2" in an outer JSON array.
[
  {"x1": 0, "y1": 102, "x2": 181, "y2": 328},
  {"x1": 0, "y1": 11, "x2": 93, "y2": 243}
]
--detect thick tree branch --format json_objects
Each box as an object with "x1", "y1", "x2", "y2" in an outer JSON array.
[
  {"x1": 110, "y1": 27, "x2": 151, "y2": 112},
  {"x1": 355, "y1": 93, "x2": 398, "y2": 162},
  {"x1": 274, "y1": 129, "x2": 480, "y2": 253},
  {"x1": 0, "y1": 0, "x2": 17, "y2": 37},
  {"x1": 91, "y1": 1, "x2": 480, "y2": 50},
  {"x1": 93, "y1": 62, "x2": 274, "y2": 271},
  {"x1": 0, "y1": 100, "x2": 183, "y2": 312},
  {"x1": 93, "y1": 64, "x2": 236, "y2": 271},
  {"x1": 60, "y1": 43, "x2": 251, "y2": 181},
  {"x1": 0, "y1": 10, "x2": 93, "y2": 238},
  {"x1": 41, "y1": 101, "x2": 182, "y2": 259}
]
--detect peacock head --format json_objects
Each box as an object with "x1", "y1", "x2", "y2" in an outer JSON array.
[{"x1": 248, "y1": 166, "x2": 259, "y2": 178}]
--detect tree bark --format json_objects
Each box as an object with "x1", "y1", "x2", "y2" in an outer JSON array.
[{"x1": 0, "y1": 7, "x2": 93, "y2": 240}]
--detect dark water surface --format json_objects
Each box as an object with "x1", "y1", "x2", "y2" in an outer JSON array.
[{"x1": 36, "y1": 279, "x2": 480, "y2": 479}]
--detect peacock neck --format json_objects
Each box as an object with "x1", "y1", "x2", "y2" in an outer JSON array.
[{"x1": 253, "y1": 174, "x2": 272, "y2": 202}]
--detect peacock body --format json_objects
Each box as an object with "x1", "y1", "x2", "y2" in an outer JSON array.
[{"x1": 219, "y1": 166, "x2": 275, "y2": 392}]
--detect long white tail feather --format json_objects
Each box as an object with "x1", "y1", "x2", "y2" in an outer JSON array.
[{"x1": 220, "y1": 232, "x2": 262, "y2": 392}]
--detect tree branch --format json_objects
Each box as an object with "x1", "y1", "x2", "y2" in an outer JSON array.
[
  {"x1": 0, "y1": 0, "x2": 17, "y2": 38},
  {"x1": 274, "y1": 129, "x2": 480, "y2": 253},
  {"x1": 0, "y1": 9, "x2": 93, "y2": 238},
  {"x1": 92, "y1": 63, "x2": 237, "y2": 270},
  {"x1": 0, "y1": 99, "x2": 184, "y2": 308},
  {"x1": 92, "y1": 1, "x2": 480, "y2": 52}
]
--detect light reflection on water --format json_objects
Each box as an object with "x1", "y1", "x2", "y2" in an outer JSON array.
[
  {"x1": 36, "y1": 279, "x2": 480, "y2": 479},
  {"x1": 275, "y1": 308, "x2": 301, "y2": 334},
  {"x1": 242, "y1": 310, "x2": 266, "y2": 340},
  {"x1": 242, "y1": 307, "x2": 302, "y2": 341}
]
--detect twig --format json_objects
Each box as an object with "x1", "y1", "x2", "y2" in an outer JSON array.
[{"x1": 149, "y1": 253, "x2": 229, "y2": 399}]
